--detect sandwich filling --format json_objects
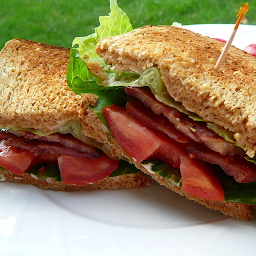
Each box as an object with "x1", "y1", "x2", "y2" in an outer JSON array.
[{"x1": 0, "y1": 128, "x2": 141, "y2": 185}]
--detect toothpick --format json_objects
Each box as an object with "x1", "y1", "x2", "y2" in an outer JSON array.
[{"x1": 215, "y1": 3, "x2": 249, "y2": 72}]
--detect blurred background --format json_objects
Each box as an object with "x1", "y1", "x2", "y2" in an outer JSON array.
[{"x1": 1, "y1": 0, "x2": 255, "y2": 50}]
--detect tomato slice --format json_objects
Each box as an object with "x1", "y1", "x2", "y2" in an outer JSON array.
[
  {"x1": 103, "y1": 104, "x2": 162, "y2": 162},
  {"x1": 103, "y1": 104, "x2": 225, "y2": 201},
  {"x1": 0, "y1": 141, "x2": 36, "y2": 175},
  {"x1": 149, "y1": 132, "x2": 187, "y2": 168},
  {"x1": 58, "y1": 153, "x2": 119, "y2": 185},
  {"x1": 150, "y1": 133, "x2": 224, "y2": 201},
  {"x1": 179, "y1": 155, "x2": 225, "y2": 201},
  {"x1": 126, "y1": 97, "x2": 189, "y2": 144}
]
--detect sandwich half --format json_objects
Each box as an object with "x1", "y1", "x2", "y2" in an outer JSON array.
[
  {"x1": 65, "y1": 0, "x2": 256, "y2": 220},
  {"x1": 0, "y1": 38, "x2": 152, "y2": 191},
  {"x1": 82, "y1": 24, "x2": 256, "y2": 221}
]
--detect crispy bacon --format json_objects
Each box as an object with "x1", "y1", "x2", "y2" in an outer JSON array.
[
  {"x1": 125, "y1": 86, "x2": 256, "y2": 184},
  {"x1": 126, "y1": 96, "x2": 189, "y2": 143},
  {"x1": 0, "y1": 132, "x2": 101, "y2": 159},
  {"x1": 5, "y1": 130, "x2": 101, "y2": 158},
  {"x1": 187, "y1": 143, "x2": 256, "y2": 183},
  {"x1": 125, "y1": 87, "x2": 245, "y2": 157}
]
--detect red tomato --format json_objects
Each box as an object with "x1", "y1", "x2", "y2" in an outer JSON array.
[
  {"x1": 103, "y1": 104, "x2": 225, "y2": 201},
  {"x1": 0, "y1": 141, "x2": 36, "y2": 175},
  {"x1": 179, "y1": 155, "x2": 225, "y2": 201},
  {"x1": 244, "y1": 44, "x2": 256, "y2": 57},
  {"x1": 149, "y1": 132, "x2": 186, "y2": 168},
  {"x1": 58, "y1": 153, "x2": 119, "y2": 185},
  {"x1": 150, "y1": 133, "x2": 224, "y2": 201},
  {"x1": 214, "y1": 38, "x2": 226, "y2": 43},
  {"x1": 103, "y1": 104, "x2": 162, "y2": 162}
]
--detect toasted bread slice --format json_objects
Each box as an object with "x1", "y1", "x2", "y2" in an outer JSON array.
[
  {"x1": 96, "y1": 25, "x2": 256, "y2": 220},
  {"x1": 0, "y1": 39, "x2": 110, "y2": 150},
  {"x1": 0, "y1": 39, "x2": 152, "y2": 191},
  {"x1": 96, "y1": 25, "x2": 256, "y2": 158}
]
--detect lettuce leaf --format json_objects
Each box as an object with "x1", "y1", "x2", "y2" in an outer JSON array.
[
  {"x1": 68, "y1": 0, "x2": 133, "y2": 84},
  {"x1": 216, "y1": 166, "x2": 256, "y2": 205},
  {"x1": 67, "y1": 48, "x2": 134, "y2": 127},
  {"x1": 109, "y1": 67, "x2": 203, "y2": 121},
  {"x1": 110, "y1": 160, "x2": 140, "y2": 177},
  {"x1": 67, "y1": 48, "x2": 100, "y2": 94},
  {"x1": 28, "y1": 163, "x2": 62, "y2": 181},
  {"x1": 67, "y1": 0, "x2": 134, "y2": 126},
  {"x1": 71, "y1": 0, "x2": 132, "y2": 64},
  {"x1": 142, "y1": 159, "x2": 181, "y2": 187},
  {"x1": 95, "y1": 0, "x2": 132, "y2": 39}
]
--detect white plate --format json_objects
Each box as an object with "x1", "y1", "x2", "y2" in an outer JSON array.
[{"x1": 1, "y1": 24, "x2": 256, "y2": 256}]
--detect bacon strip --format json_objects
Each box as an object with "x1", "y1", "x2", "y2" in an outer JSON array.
[
  {"x1": 126, "y1": 96, "x2": 189, "y2": 143},
  {"x1": 187, "y1": 143, "x2": 256, "y2": 183},
  {"x1": 6, "y1": 130, "x2": 101, "y2": 158},
  {"x1": 0, "y1": 132, "x2": 100, "y2": 159},
  {"x1": 125, "y1": 87, "x2": 245, "y2": 157},
  {"x1": 125, "y1": 86, "x2": 256, "y2": 184}
]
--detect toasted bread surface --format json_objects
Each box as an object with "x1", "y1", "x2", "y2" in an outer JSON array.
[
  {"x1": 0, "y1": 39, "x2": 125, "y2": 158},
  {"x1": 96, "y1": 25, "x2": 256, "y2": 157}
]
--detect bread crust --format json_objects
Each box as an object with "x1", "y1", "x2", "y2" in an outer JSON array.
[
  {"x1": 0, "y1": 168, "x2": 152, "y2": 191},
  {"x1": 96, "y1": 25, "x2": 256, "y2": 157}
]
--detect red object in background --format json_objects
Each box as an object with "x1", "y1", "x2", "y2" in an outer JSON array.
[{"x1": 244, "y1": 44, "x2": 256, "y2": 57}]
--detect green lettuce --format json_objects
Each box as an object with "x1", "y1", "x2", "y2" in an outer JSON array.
[
  {"x1": 72, "y1": 0, "x2": 132, "y2": 64},
  {"x1": 110, "y1": 160, "x2": 141, "y2": 177},
  {"x1": 216, "y1": 166, "x2": 256, "y2": 205},
  {"x1": 67, "y1": 0, "x2": 135, "y2": 126},
  {"x1": 142, "y1": 159, "x2": 181, "y2": 187},
  {"x1": 0, "y1": 163, "x2": 62, "y2": 182},
  {"x1": 28, "y1": 163, "x2": 62, "y2": 182},
  {"x1": 4, "y1": 120, "x2": 84, "y2": 141},
  {"x1": 109, "y1": 67, "x2": 203, "y2": 121}
]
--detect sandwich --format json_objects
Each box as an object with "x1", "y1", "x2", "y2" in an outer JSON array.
[
  {"x1": 69, "y1": 0, "x2": 256, "y2": 220},
  {"x1": 0, "y1": 38, "x2": 152, "y2": 191}
]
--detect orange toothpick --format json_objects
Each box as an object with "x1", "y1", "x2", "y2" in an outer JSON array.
[{"x1": 215, "y1": 3, "x2": 249, "y2": 72}]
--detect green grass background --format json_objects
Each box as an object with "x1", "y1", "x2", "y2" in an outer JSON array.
[{"x1": 1, "y1": 0, "x2": 255, "y2": 50}]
